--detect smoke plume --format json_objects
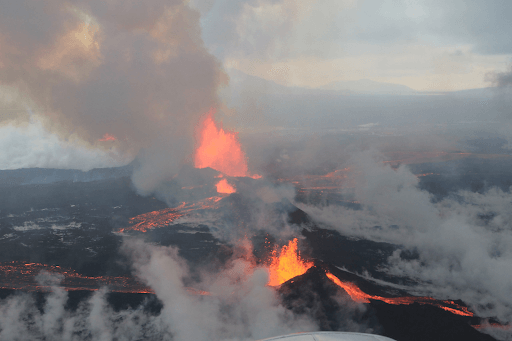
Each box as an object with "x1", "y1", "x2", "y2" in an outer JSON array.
[
  {"x1": 299, "y1": 150, "x2": 512, "y2": 327},
  {"x1": 0, "y1": 0, "x2": 227, "y2": 192},
  {"x1": 0, "y1": 239, "x2": 318, "y2": 341},
  {"x1": 487, "y1": 66, "x2": 512, "y2": 89}
]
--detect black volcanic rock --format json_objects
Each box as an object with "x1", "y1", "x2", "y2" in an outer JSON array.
[
  {"x1": 277, "y1": 264, "x2": 497, "y2": 341},
  {"x1": 302, "y1": 226, "x2": 398, "y2": 282},
  {"x1": 371, "y1": 301, "x2": 496, "y2": 341},
  {"x1": 288, "y1": 207, "x2": 312, "y2": 225},
  {"x1": 411, "y1": 157, "x2": 512, "y2": 201},
  {"x1": 278, "y1": 266, "x2": 373, "y2": 332},
  {"x1": 0, "y1": 165, "x2": 133, "y2": 187}
]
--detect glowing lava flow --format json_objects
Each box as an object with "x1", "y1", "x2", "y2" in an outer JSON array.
[
  {"x1": 117, "y1": 197, "x2": 223, "y2": 233},
  {"x1": 195, "y1": 110, "x2": 248, "y2": 177},
  {"x1": 118, "y1": 207, "x2": 185, "y2": 233},
  {"x1": 0, "y1": 261, "x2": 151, "y2": 293},
  {"x1": 0, "y1": 261, "x2": 211, "y2": 296},
  {"x1": 325, "y1": 271, "x2": 473, "y2": 317},
  {"x1": 472, "y1": 322, "x2": 512, "y2": 330},
  {"x1": 267, "y1": 238, "x2": 314, "y2": 286}
]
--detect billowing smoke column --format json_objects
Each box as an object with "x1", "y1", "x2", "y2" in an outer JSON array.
[{"x1": 0, "y1": 0, "x2": 227, "y2": 193}]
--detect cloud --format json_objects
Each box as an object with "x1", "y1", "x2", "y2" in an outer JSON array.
[
  {"x1": 0, "y1": 0, "x2": 227, "y2": 192},
  {"x1": 299, "y1": 151, "x2": 512, "y2": 325},
  {"x1": 194, "y1": 0, "x2": 512, "y2": 61},
  {"x1": 0, "y1": 239, "x2": 319, "y2": 340},
  {"x1": 192, "y1": 0, "x2": 355, "y2": 61},
  {"x1": 193, "y1": 0, "x2": 512, "y2": 91},
  {"x1": 0, "y1": 117, "x2": 129, "y2": 171},
  {"x1": 487, "y1": 66, "x2": 512, "y2": 88}
]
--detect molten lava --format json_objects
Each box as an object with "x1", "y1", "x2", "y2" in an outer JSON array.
[
  {"x1": 118, "y1": 207, "x2": 185, "y2": 233},
  {"x1": 0, "y1": 261, "x2": 151, "y2": 293},
  {"x1": 216, "y1": 178, "x2": 236, "y2": 194},
  {"x1": 99, "y1": 133, "x2": 116, "y2": 141},
  {"x1": 117, "y1": 197, "x2": 223, "y2": 233},
  {"x1": 195, "y1": 110, "x2": 248, "y2": 177},
  {"x1": 267, "y1": 238, "x2": 313, "y2": 286},
  {"x1": 0, "y1": 261, "x2": 211, "y2": 296},
  {"x1": 326, "y1": 271, "x2": 473, "y2": 317},
  {"x1": 472, "y1": 322, "x2": 511, "y2": 330}
]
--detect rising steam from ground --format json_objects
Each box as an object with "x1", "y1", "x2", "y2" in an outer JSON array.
[
  {"x1": 0, "y1": 116, "x2": 129, "y2": 171},
  {"x1": 0, "y1": 0, "x2": 226, "y2": 192},
  {"x1": 299, "y1": 150, "x2": 512, "y2": 331},
  {"x1": 0, "y1": 239, "x2": 319, "y2": 341}
]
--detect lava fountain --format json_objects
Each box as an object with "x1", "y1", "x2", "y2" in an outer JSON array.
[
  {"x1": 195, "y1": 109, "x2": 248, "y2": 177},
  {"x1": 216, "y1": 178, "x2": 236, "y2": 194},
  {"x1": 194, "y1": 109, "x2": 261, "y2": 193},
  {"x1": 267, "y1": 238, "x2": 314, "y2": 286}
]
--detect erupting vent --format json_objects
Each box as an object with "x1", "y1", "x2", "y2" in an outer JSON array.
[
  {"x1": 268, "y1": 238, "x2": 313, "y2": 286},
  {"x1": 215, "y1": 178, "x2": 236, "y2": 194},
  {"x1": 195, "y1": 110, "x2": 248, "y2": 177}
]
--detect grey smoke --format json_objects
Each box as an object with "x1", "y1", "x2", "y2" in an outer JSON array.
[
  {"x1": 0, "y1": 0, "x2": 227, "y2": 193},
  {"x1": 299, "y1": 150, "x2": 512, "y2": 332},
  {"x1": 0, "y1": 238, "x2": 320, "y2": 341},
  {"x1": 487, "y1": 66, "x2": 512, "y2": 88}
]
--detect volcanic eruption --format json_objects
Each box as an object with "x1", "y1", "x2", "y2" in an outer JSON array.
[
  {"x1": 2, "y1": 1, "x2": 512, "y2": 341},
  {"x1": 195, "y1": 109, "x2": 249, "y2": 178},
  {"x1": 194, "y1": 109, "x2": 260, "y2": 194},
  {"x1": 267, "y1": 238, "x2": 314, "y2": 286}
]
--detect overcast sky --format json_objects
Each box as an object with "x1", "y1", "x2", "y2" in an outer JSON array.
[
  {"x1": 0, "y1": 0, "x2": 511, "y2": 170},
  {"x1": 191, "y1": 0, "x2": 512, "y2": 91}
]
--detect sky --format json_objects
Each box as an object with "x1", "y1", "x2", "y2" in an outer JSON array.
[
  {"x1": 191, "y1": 0, "x2": 512, "y2": 91},
  {"x1": 0, "y1": 0, "x2": 512, "y2": 172}
]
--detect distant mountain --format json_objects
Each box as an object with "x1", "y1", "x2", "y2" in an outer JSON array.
[
  {"x1": 225, "y1": 68, "x2": 321, "y2": 97},
  {"x1": 0, "y1": 164, "x2": 133, "y2": 187},
  {"x1": 223, "y1": 68, "x2": 504, "y2": 133},
  {"x1": 226, "y1": 69, "x2": 417, "y2": 95},
  {"x1": 226, "y1": 68, "x2": 292, "y2": 94},
  {"x1": 320, "y1": 79, "x2": 417, "y2": 95},
  {"x1": 226, "y1": 68, "x2": 502, "y2": 97}
]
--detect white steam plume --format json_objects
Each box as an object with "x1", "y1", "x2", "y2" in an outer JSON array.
[
  {"x1": 299, "y1": 150, "x2": 512, "y2": 329},
  {"x1": 0, "y1": 239, "x2": 318, "y2": 341},
  {"x1": 0, "y1": 0, "x2": 227, "y2": 192}
]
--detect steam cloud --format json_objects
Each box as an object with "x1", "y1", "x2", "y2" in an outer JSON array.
[
  {"x1": 0, "y1": 240, "x2": 319, "y2": 341},
  {"x1": 488, "y1": 66, "x2": 512, "y2": 88},
  {"x1": 0, "y1": 116, "x2": 129, "y2": 170},
  {"x1": 0, "y1": 0, "x2": 227, "y2": 192},
  {"x1": 299, "y1": 151, "x2": 512, "y2": 329}
]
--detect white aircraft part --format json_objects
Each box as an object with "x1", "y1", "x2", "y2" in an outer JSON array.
[{"x1": 256, "y1": 331, "x2": 396, "y2": 341}]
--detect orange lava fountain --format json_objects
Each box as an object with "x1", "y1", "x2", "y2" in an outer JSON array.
[
  {"x1": 267, "y1": 238, "x2": 314, "y2": 286},
  {"x1": 216, "y1": 178, "x2": 236, "y2": 194},
  {"x1": 195, "y1": 109, "x2": 248, "y2": 177},
  {"x1": 325, "y1": 271, "x2": 473, "y2": 317}
]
